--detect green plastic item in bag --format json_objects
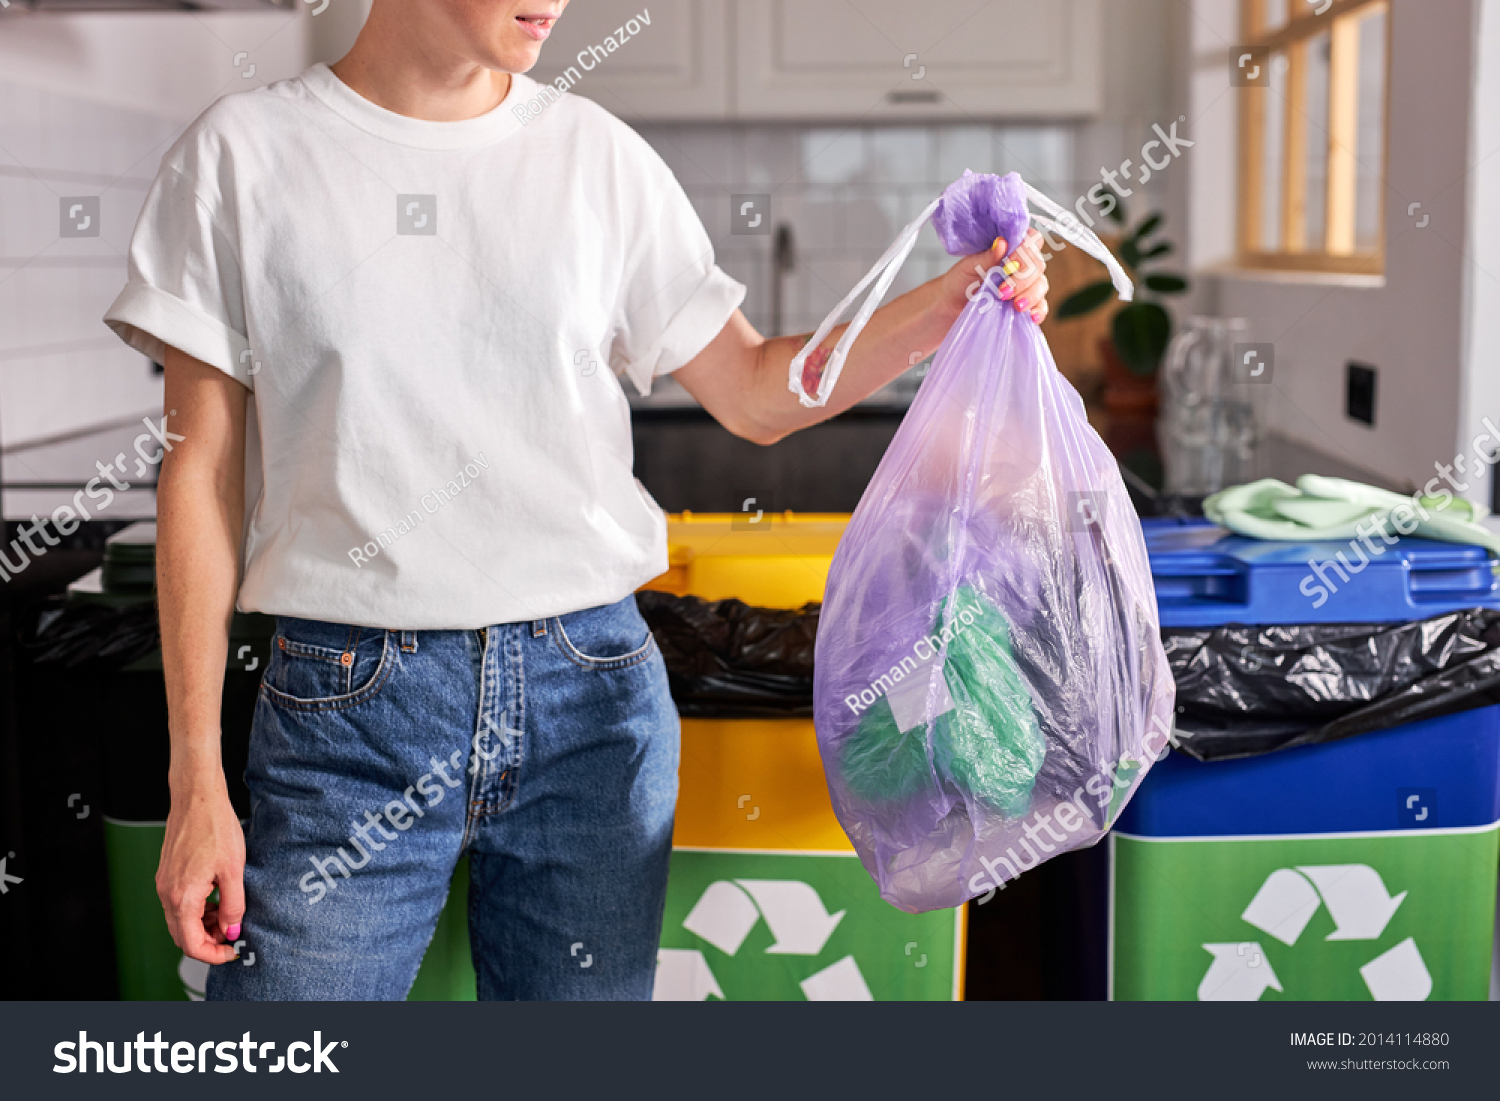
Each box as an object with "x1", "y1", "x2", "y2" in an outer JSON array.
[{"x1": 839, "y1": 585, "x2": 1045, "y2": 816}]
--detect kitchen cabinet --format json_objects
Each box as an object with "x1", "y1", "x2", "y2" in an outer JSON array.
[
  {"x1": 738, "y1": 0, "x2": 1104, "y2": 120},
  {"x1": 526, "y1": 0, "x2": 729, "y2": 121},
  {"x1": 528, "y1": 0, "x2": 1099, "y2": 122},
  {"x1": 734, "y1": 0, "x2": 1101, "y2": 120}
]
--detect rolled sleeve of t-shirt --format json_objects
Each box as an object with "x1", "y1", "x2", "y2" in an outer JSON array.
[
  {"x1": 611, "y1": 178, "x2": 746, "y2": 396},
  {"x1": 103, "y1": 164, "x2": 254, "y2": 388}
]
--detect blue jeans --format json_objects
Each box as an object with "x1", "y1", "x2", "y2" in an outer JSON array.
[{"x1": 206, "y1": 595, "x2": 679, "y2": 1001}]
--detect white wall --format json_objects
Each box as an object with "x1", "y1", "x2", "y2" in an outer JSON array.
[
  {"x1": 1184, "y1": 0, "x2": 1239, "y2": 277},
  {"x1": 307, "y1": 0, "x2": 370, "y2": 66},
  {"x1": 0, "y1": 9, "x2": 310, "y2": 121},
  {"x1": 0, "y1": 9, "x2": 309, "y2": 454},
  {"x1": 1461, "y1": 0, "x2": 1500, "y2": 509},
  {"x1": 1187, "y1": 0, "x2": 1483, "y2": 491},
  {"x1": 1075, "y1": 0, "x2": 1184, "y2": 240}
]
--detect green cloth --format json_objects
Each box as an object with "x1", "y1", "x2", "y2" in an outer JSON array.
[
  {"x1": 840, "y1": 586, "x2": 1045, "y2": 816},
  {"x1": 841, "y1": 696, "x2": 932, "y2": 804},
  {"x1": 1203, "y1": 476, "x2": 1500, "y2": 555}
]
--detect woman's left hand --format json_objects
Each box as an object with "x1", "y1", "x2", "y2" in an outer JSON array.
[
  {"x1": 676, "y1": 224, "x2": 1054, "y2": 444},
  {"x1": 940, "y1": 227, "x2": 1051, "y2": 325}
]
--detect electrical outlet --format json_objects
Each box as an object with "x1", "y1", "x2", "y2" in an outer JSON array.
[{"x1": 1346, "y1": 362, "x2": 1377, "y2": 427}]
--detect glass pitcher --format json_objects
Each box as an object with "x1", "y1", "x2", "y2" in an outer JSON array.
[{"x1": 1158, "y1": 317, "x2": 1262, "y2": 497}]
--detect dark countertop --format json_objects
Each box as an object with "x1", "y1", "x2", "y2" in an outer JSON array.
[{"x1": 632, "y1": 403, "x2": 908, "y2": 515}]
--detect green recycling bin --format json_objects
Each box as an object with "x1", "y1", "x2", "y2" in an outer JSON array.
[
  {"x1": 73, "y1": 523, "x2": 474, "y2": 1000},
  {"x1": 1111, "y1": 520, "x2": 1500, "y2": 1001}
]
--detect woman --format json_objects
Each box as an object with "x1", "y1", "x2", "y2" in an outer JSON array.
[{"x1": 104, "y1": 0, "x2": 1051, "y2": 1000}]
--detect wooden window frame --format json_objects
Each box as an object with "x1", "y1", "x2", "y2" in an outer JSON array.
[{"x1": 1237, "y1": 0, "x2": 1390, "y2": 275}]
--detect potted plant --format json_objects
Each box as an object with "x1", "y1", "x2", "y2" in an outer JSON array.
[{"x1": 1053, "y1": 201, "x2": 1189, "y2": 413}]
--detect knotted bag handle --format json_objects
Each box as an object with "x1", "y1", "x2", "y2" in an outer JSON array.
[{"x1": 787, "y1": 178, "x2": 1133, "y2": 408}]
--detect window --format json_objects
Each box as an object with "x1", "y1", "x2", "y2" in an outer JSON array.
[{"x1": 1238, "y1": 0, "x2": 1389, "y2": 273}]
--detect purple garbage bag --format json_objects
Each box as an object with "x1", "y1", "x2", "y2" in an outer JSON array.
[
  {"x1": 803, "y1": 172, "x2": 1176, "y2": 913},
  {"x1": 930, "y1": 169, "x2": 1032, "y2": 260}
]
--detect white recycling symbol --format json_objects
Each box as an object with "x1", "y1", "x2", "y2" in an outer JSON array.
[
  {"x1": 653, "y1": 880, "x2": 873, "y2": 1001},
  {"x1": 1198, "y1": 864, "x2": 1432, "y2": 1002}
]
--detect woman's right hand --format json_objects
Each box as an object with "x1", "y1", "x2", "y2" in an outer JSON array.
[
  {"x1": 156, "y1": 775, "x2": 245, "y2": 964},
  {"x1": 155, "y1": 346, "x2": 251, "y2": 967}
]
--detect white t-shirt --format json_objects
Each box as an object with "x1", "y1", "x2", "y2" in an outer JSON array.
[{"x1": 106, "y1": 64, "x2": 744, "y2": 630}]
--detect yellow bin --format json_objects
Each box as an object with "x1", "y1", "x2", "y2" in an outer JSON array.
[
  {"x1": 646, "y1": 511, "x2": 849, "y2": 608},
  {"x1": 647, "y1": 513, "x2": 965, "y2": 1001}
]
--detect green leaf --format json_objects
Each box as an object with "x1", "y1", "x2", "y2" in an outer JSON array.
[
  {"x1": 1138, "y1": 241, "x2": 1174, "y2": 261},
  {"x1": 1054, "y1": 280, "x2": 1117, "y2": 319},
  {"x1": 1106, "y1": 197, "x2": 1127, "y2": 225},
  {"x1": 1111, "y1": 301, "x2": 1172, "y2": 376},
  {"x1": 1120, "y1": 238, "x2": 1142, "y2": 269},
  {"x1": 1143, "y1": 273, "x2": 1188, "y2": 294},
  {"x1": 1129, "y1": 212, "x2": 1163, "y2": 243}
]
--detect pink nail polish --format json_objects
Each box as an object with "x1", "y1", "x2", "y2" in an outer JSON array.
[
  {"x1": 1032, "y1": 309, "x2": 1045, "y2": 323},
  {"x1": 226, "y1": 923, "x2": 241, "y2": 941},
  {"x1": 998, "y1": 284, "x2": 1015, "y2": 301},
  {"x1": 1016, "y1": 298, "x2": 1030, "y2": 312}
]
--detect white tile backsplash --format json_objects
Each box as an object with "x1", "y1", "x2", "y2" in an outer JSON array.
[
  {"x1": 772, "y1": 268, "x2": 811, "y2": 334},
  {"x1": 994, "y1": 126, "x2": 1074, "y2": 190},
  {"x1": 803, "y1": 257, "x2": 871, "y2": 323},
  {"x1": 641, "y1": 123, "x2": 734, "y2": 190},
  {"x1": 651, "y1": 116, "x2": 1166, "y2": 338},
  {"x1": 0, "y1": 79, "x2": 170, "y2": 450},
  {"x1": 739, "y1": 126, "x2": 802, "y2": 189},
  {"x1": 921, "y1": 254, "x2": 955, "y2": 286},
  {"x1": 841, "y1": 191, "x2": 900, "y2": 255},
  {"x1": 868, "y1": 127, "x2": 933, "y2": 187},
  {"x1": 801, "y1": 129, "x2": 867, "y2": 186},
  {"x1": 686, "y1": 188, "x2": 729, "y2": 250},
  {"x1": 778, "y1": 188, "x2": 846, "y2": 252},
  {"x1": 718, "y1": 252, "x2": 768, "y2": 330},
  {"x1": 935, "y1": 125, "x2": 996, "y2": 182}
]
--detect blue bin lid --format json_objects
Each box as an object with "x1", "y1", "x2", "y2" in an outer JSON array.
[{"x1": 1144, "y1": 518, "x2": 1500, "y2": 627}]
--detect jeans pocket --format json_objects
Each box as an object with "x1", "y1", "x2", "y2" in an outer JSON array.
[
  {"x1": 551, "y1": 600, "x2": 656, "y2": 670},
  {"x1": 261, "y1": 619, "x2": 395, "y2": 711}
]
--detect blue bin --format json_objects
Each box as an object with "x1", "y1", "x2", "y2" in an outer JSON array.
[
  {"x1": 1145, "y1": 517, "x2": 1500, "y2": 626},
  {"x1": 1110, "y1": 520, "x2": 1500, "y2": 1001}
]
